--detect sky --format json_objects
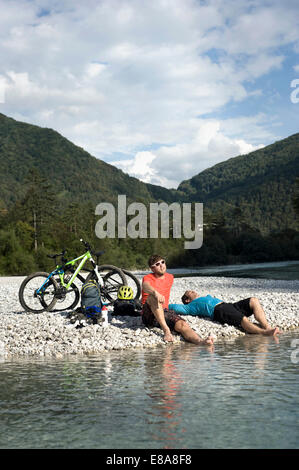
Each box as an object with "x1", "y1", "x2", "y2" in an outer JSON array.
[{"x1": 0, "y1": 0, "x2": 298, "y2": 189}]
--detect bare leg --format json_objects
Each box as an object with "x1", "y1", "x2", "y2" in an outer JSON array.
[
  {"x1": 249, "y1": 297, "x2": 270, "y2": 329},
  {"x1": 174, "y1": 320, "x2": 214, "y2": 346},
  {"x1": 146, "y1": 295, "x2": 174, "y2": 342},
  {"x1": 241, "y1": 316, "x2": 280, "y2": 336}
]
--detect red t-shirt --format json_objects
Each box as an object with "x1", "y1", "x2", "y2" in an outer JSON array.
[{"x1": 141, "y1": 272, "x2": 174, "y2": 309}]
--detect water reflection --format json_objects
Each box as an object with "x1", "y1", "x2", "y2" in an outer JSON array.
[
  {"x1": 241, "y1": 334, "x2": 279, "y2": 374},
  {"x1": 141, "y1": 333, "x2": 295, "y2": 449},
  {"x1": 143, "y1": 344, "x2": 215, "y2": 449},
  {"x1": 145, "y1": 346, "x2": 184, "y2": 448},
  {"x1": 0, "y1": 332, "x2": 298, "y2": 449}
]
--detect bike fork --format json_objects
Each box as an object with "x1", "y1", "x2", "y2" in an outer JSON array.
[{"x1": 91, "y1": 259, "x2": 104, "y2": 288}]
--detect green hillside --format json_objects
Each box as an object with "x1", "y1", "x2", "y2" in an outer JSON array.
[
  {"x1": 0, "y1": 113, "x2": 175, "y2": 210},
  {"x1": 178, "y1": 133, "x2": 299, "y2": 234},
  {"x1": 1, "y1": 112, "x2": 298, "y2": 235},
  {"x1": 0, "y1": 112, "x2": 298, "y2": 274}
]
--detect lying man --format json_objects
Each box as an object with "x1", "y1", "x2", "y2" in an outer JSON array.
[
  {"x1": 142, "y1": 255, "x2": 214, "y2": 346},
  {"x1": 169, "y1": 290, "x2": 280, "y2": 336}
]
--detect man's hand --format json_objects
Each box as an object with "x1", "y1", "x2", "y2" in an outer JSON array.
[
  {"x1": 154, "y1": 291, "x2": 165, "y2": 305},
  {"x1": 143, "y1": 281, "x2": 165, "y2": 305},
  {"x1": 163, "y1": 330, "x2": 174, "y2": 342}
]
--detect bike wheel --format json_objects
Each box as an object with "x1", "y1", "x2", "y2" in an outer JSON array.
[
  {"x1": 86, "y1": 265, "x2": 127, "y2": 303},
  {"x1": 19, "y1": 272, "x2": 58, "y2": 313},
  {"x1": 122, "y1": 269, "x2": 141, "y2": 300},
  {"x1": 50, "y1": 277, "x2": 80, "y2": 312}
]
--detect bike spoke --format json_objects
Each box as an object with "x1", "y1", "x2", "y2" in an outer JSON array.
[
  {"x1": 50, "y1": 277, "x2": 80, "y2": 312},
  {"x1": 20, "y1": 274, "x2": 56, "y2": 313},
  {"x1": 122, "y1": 270, "x2": 141, "y2": 300},
  {"x1": 96, "y1": 267, "x2": 127, "y2": 303}
]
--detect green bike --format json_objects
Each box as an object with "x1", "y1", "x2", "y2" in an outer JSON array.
[{"x1": 18, "y1": 239, "x2": 127, "y2": 313}]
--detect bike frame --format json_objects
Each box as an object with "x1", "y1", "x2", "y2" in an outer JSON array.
[
  {"x1": 58, "y1": 251, "x2": 94, "y2": 288},
  {"x1": 36, "y1": 250, "x2": 100, "y2": 294}
]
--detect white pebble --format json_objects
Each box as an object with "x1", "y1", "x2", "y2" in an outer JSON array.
[{"x1": 0, "y1": 274, "x2": 298, "y2": 358}]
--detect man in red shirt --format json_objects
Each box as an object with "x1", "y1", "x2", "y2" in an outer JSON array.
[{"x1": 142, "y1": 254, "x2": 214, "y2": 347}]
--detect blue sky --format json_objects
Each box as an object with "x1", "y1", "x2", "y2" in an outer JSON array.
[{"x1": 0, "y1": 0, "x2": 298, "y2": 188}]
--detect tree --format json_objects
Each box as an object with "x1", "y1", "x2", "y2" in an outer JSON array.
[
  {"x1": 21, "y1": 169, "x2": 57, "y2": 251},
  {"x1": 292, "y1": 177, "x2": 299, "y2": 218}
]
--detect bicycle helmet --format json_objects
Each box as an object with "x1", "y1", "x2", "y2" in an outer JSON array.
[{"x1": 118, "y1": 286, "x2": 134, "y2": 300}]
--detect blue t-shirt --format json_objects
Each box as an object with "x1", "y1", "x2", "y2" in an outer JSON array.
[{"x1": 169, "y1": 295, "x2": 223, "y2": 319}]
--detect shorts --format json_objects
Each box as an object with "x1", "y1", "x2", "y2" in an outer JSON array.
[
  {"x1": 213, "y1": 298, "x2": 253, "y2": 327},
  {"x1": 142, "y1": 302, "x2": 185, "y2": 331}
]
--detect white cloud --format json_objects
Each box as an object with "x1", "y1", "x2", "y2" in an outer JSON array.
[
  {"x1": 114, "y1": 151, "x2": 157, "y2": 182},
  {"x1": 85, "y1": 62, "x2": 107, "y2": 79},
  {"x1": 0, "y1": 77, "x2": 6, "y2": 103},
  {"x1": 112, "y1": 118, "x2": 265, "y2": 188},
  {"x1": 0, "y1": 0, "x2": 298, "y2": 188}
]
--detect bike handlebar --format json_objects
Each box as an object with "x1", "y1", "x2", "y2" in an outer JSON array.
[
  {"x1": 47, "y1": 240, "x2": 104, "y2": 266},
  {"x1": 80, "y1": 238, "x2": 91, "y2": 251},
  {"x1": 47, "y1": 249, "x2": 67, "y2": 260},
  {"x1": 80, "y1": 239, "x2": 105, "y2": 258}
]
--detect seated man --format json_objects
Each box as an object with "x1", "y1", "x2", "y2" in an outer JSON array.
[
  {"x1": 141, "y1": 255, "x2": 214, "y2": 346},
  {"x1": 169, "y1": 290, "x2": 280, "y2": 336}
]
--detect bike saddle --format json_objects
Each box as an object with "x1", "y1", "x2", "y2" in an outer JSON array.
[{"x1": 92, "y1": 250, "x2": 105, "y2": 257}]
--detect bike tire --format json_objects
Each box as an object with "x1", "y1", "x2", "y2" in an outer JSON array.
[
  {"x1": 86, "y1": 264, "x2": 127, "y2": 303},
  {"x1": 122, "y1": 269, "x2": 141, "y2": 300},
  {"x1": 19, "y1": 272, "x2": 58, "y2": 313},
  {"x1": 50, "y1": 278, "x2": 80, "y2": 312}
]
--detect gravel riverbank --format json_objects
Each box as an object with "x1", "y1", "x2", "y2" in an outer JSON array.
[{"x1": 0, "y1": 275, "x2": 298, "y2": 358}]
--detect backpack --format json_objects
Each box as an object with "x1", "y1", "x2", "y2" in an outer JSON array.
[
  {"x1": 112, "y1": 298, "x2": 142, "y2": 317},
  {"x1": 81, "y1": 279, "x2": 102, "y2": 319}
]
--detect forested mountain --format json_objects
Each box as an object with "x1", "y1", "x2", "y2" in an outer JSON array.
[
  {"x1": 178, "y1": 133, "x2": 299, "y2": 234},
  {"x1": 0, "y1": 112, "x2": 298, "y2": 274},
  {"x1": 0, "y1": 112, "x2": 298, "y2": 234},
  {"x1": 0, "y1": 113, "x2": 175, "y2": 210}
]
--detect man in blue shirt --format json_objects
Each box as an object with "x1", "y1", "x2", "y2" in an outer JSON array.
[{"x1": 169, "y1": 290, "x2": 280, "y2": 336}]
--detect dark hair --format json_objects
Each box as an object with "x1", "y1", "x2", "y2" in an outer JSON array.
[
  {"x1": 181, "y1": 294, "x2": 189, "y2": 304},
  {"x1": 148, "y1": 254, "x2": 164, "y2": 267}
]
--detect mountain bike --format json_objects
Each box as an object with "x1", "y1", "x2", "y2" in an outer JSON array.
[
  {"x1": 89, "y1": 250, "x2": 142, "y2": 301},
  {"x1": 18, "y1": 239, "x2": 127, "y2": 313}
]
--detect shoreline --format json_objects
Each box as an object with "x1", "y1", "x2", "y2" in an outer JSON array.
[{"x1": 0, "y1": 275, "x2": 298, "y2": 359}]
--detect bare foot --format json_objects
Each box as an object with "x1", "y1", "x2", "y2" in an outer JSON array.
[
  {"x1": 262, "y1": 327, "x2": 281, "y2": 336},
  {"x1": 200, "y1": 336, "x2": 214, "y2": 346}
]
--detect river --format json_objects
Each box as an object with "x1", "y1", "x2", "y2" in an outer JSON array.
[
  {"x1": 0, "y1": 331, "x2": 298, "y2": 449},
  {"x1": 167, "y1": 260, "x2": 299, "y2": 281}
]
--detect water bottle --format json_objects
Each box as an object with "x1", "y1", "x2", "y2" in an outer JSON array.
[{"x1": 101, "y1": 305, "x2": 108, "y2": 327}]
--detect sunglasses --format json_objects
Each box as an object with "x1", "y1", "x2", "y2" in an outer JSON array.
[{"x1": 151, "y1": 259, "x2": 165, "y2": 268}]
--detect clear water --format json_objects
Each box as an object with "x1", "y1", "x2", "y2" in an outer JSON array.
[
  {"x1": 169, "y1": 261, "x2": 299, "y2": 281},
  {"x1": 0, "y1": 332, "x2": 298, "y2": 449}
]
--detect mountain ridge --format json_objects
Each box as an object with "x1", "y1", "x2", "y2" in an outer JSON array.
[
  {"x1": 0, "y1": 112, "x2": 176, "y2": 209},
  {"x1": 0, "y1": 112, "x2": 298, "y2": 234},
  {"x1": 177, "y1": 132, "x2": 299, "y2": 233}
]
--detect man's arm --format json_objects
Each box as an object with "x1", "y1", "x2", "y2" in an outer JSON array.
[
  {"x1": 142, "y1": 281, "x2": 165, "y2": 304},
  {"x1": 168, "y1": 303, "x2": 190, "y2": 315}
]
